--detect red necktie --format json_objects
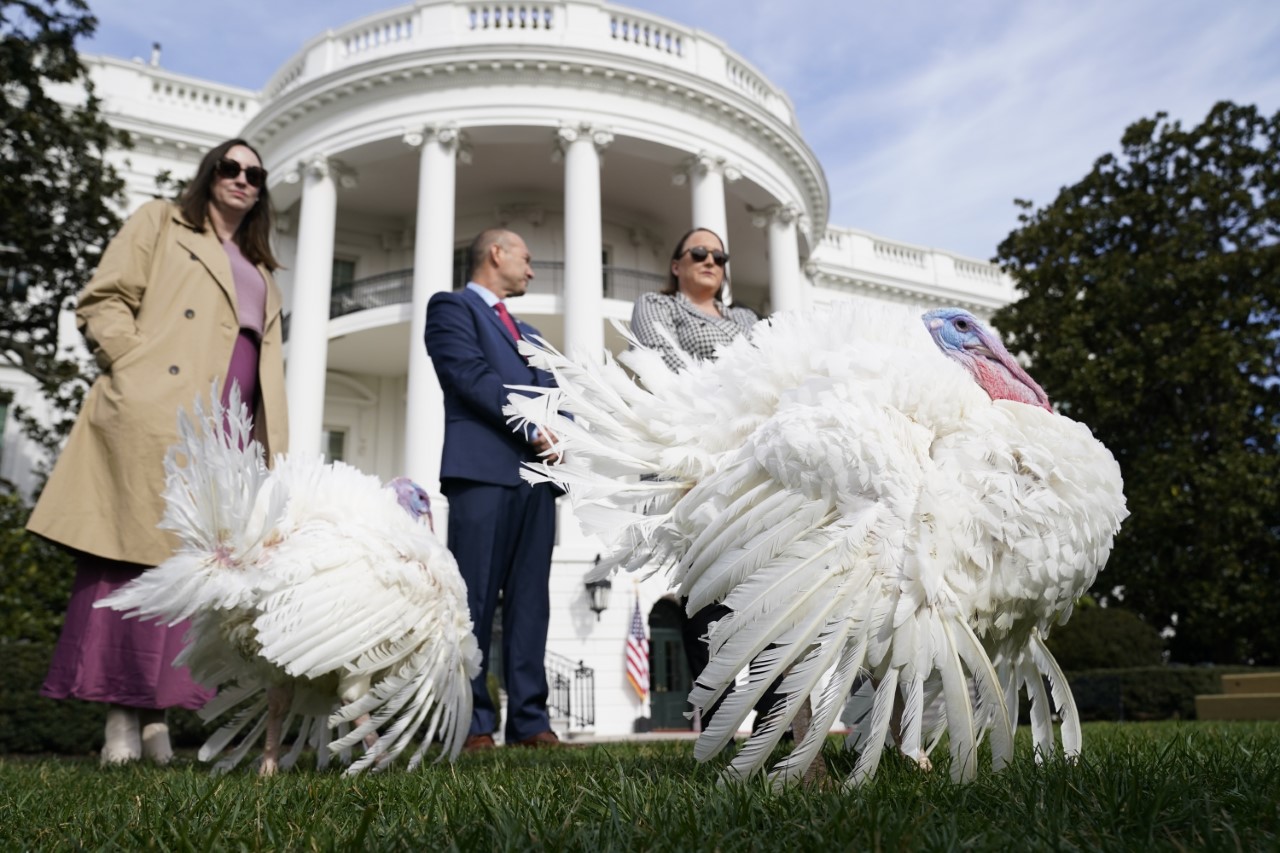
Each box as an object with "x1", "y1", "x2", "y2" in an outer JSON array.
[{"x1": 494, "y1": 302, "x2": 520, "y2": 341}]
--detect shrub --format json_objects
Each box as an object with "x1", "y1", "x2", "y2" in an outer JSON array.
[
  {"x1": 0, "y1": 643, "x2": 206, "y2": 754},
  {"x1": 1047, "y1": 604, "x2": 1164, "y2": 670},
  {"x1": 0, "y1": 490, "x2": 76, "y2": 644},
  {"x1": 1067, "y1": 665, "x2": 1265, "y2": 721}
]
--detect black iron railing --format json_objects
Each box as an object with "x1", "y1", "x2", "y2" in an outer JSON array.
[
  {"x1": 603, "y1": 265, "x2": 666, "y2": 302},
  {"x1": 328, "y1": 263, "x2": 664, "y2": 317},
  {"x1": 330, "y1": 268, "x2": 414, "y2": 319},
  {"x1": 545, "y1": 651, "x2": 596, "y2": 729},
  {"x1": 283, "y1": 263, "x2": 666, "y2": 341}
]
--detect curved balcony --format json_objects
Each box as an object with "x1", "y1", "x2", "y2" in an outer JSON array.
[
  {"x1": 278, "y1": 262, "x2": 668, "y2": 339},
  {"x1": 261, "y1": 0, "x2": 796, "y2": 126},
  {"x1": 327, "y1": 262, "x2": 664, "y2": 321}
]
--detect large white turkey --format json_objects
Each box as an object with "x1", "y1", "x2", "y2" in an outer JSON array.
[
  {"x1": 506, "y1": 302, "x2": 1128, "y2": 789},
  {"x1": 98, "y1": 386, "x2": 481, "y2": 775}
]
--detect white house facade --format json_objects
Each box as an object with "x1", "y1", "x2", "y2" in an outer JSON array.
[{"x1": 1, "y1": 0, "x2": 1020, "y2": 739}]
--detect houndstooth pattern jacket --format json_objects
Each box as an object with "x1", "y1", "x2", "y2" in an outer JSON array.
[{"x1": 629, "y1": 291, "x2": 758, "y2": 372}]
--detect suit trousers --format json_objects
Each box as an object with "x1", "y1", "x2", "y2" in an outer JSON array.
[{"x1": 444, "y1": 478, "x2": 557, "y2": 742}]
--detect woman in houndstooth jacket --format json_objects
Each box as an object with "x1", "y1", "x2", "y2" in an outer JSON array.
[
  {"x1": 629, "y1": 228, "x2": 756, "y2": 372},
  {"x1": 628, "y1": 228, "x2": 780, "y2": 736}
]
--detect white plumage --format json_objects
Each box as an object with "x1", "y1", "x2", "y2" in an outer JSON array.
[
  {"x1": 99, "y1": 387, "x2": 481, "y2": 774},
  {"x1": 506, "y1": 301, "x2": 1127, "y2": 789}
]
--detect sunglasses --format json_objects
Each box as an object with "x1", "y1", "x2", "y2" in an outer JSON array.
[
  {"x1": 215, "y1": 158, "x2": 267, "y2": 188},
  {"x1": 679, "y1": 245, "x2": 730, "y2": 267}
]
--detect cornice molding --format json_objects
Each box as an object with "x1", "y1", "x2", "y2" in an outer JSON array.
[{"x1": 243, "y1": 50, "x2": 827, "y2": 234}]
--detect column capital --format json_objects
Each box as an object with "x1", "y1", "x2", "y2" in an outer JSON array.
[
  {"x1": 552, "y1": 123, "x2": 614, "y2": 162},
  {"x1": 796, "y1": 212, "x2": 812, "y2": 242},
  {"x1": 403, "y1": 125, "x2": 473, "y2": 164},
  {"x1": 285, "y1": 154, "x2": 358, "y2": 189},
  {"x1": 402, "y1": 123, "x2": 460, "y2": 149},
  {"x1": 673, "y1": 151, "x2": 743, "y2": 186},
  {"x1": 749, "y1": 202, "x2": 800, "y2": 229}
]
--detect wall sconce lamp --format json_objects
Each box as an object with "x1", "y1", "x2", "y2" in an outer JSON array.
[{"x1": 585, "y1": 570, "x2": 612, "y2": 622}]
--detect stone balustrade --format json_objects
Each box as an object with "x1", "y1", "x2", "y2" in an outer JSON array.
[
  {"x1": 809, "y1": 226, "x2": 1018, "y2": 311},
  {"x1": 257, "y1": 0, "x2": 794, "y2": 123}
]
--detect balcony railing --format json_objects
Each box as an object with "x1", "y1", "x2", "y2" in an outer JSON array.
[
  {"x1": 331, "y1": 268, "x2": 413, "y2": 318},
  {"x1": 546, "y1": 651, "x2": 596, "y2": 729},
  {"x1": 283, "y1": 262, "x2": 664, "y2": 339},
  {"x1": 259, "y1": 1, "x2": 796, "y2": 124},
  {"x1": 327, "y1": 263, "x2": 665, "y2": 320}
]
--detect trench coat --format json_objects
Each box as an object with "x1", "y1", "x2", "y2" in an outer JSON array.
[{"x1": 27, "y1": 199, "x2": 289, "y2": 567}]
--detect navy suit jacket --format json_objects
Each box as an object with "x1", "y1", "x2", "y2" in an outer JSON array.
[{"x1": 424, "y1": 287, "x2": 557, "y2": 487}]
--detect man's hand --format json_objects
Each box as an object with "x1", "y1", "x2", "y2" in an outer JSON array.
[{"x1": 531, "y1": 428, "x2": 562, "y2": 465}]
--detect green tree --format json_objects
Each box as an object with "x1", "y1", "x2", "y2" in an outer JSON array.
[
  {"x1": 994, "y1": 101, "x2": 1279, "y2": 665},
  {"x1": 1, "y1": 0, "x2": 128, "y2": 473}
]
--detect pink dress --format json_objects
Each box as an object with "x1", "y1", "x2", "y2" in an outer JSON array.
[{"x1": 41, "y1": 238, "x2": 267, "y2": 709}]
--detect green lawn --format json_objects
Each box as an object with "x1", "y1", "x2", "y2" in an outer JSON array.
[{"x1": 3, "y1": 722, "x2": 1277, "y2": 851}]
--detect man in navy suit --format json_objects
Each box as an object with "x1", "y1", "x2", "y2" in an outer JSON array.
[{"x1": 425, "y1": 228, "x2": 563, "y2": 750}]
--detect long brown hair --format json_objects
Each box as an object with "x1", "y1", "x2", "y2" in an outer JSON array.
[
  {"x1": 663, "y1": 227, "x2": 727, "y2": 301},
  {"x1": 178, "y1": 138, "x2": 281, "y2": 271}
]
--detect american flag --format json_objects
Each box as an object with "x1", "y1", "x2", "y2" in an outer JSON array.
[{"x1": 625, "y1": 596, "x2": 649, "y2": 700}]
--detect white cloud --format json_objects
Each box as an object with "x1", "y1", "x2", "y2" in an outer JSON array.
[{"x1": 795, "y1": 0, "x2": 1280, "y2": 255}]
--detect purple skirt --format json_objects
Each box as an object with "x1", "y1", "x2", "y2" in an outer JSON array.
[
  {"x1": 40, "y1": 553, "x2": 214, "y2": 709},
  {"x1": 41, "y1": 330, "x2": 261, "y2": 710}
]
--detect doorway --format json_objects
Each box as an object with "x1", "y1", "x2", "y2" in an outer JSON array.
[{"x1": 648, "y1": 597, "x2": 693, "y2": 730}]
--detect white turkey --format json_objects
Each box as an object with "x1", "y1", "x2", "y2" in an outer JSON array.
[
  {"x1": 98, "y1": 386, "x2": 481, "y2": 775},
  {"x1": 505, "y1": 302, "x2": 1128, "y2": 789}
]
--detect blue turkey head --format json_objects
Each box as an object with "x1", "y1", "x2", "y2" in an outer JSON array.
[{"x1": 389, "y1": 477, "x2": 435, "y2": 530}]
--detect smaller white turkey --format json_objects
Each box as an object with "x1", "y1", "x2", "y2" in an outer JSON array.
[
  {"x1": 98, "y1": 385, "x2": 480, "y2": 775},
  {"x1": 506, "y1": 301, "x2": 1128, "y2": 789}
]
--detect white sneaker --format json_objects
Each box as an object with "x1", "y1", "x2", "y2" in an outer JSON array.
[{"x1": 101, "y1": 705, "x2": 141, "y2": 765}]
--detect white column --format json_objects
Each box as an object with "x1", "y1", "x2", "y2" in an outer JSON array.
[
  {"x1": 403, "y1": 126, "x2": 460, "y2": 494},
  {"x1": 284, "y1": 154, "x2": 344, "y2": 458},
  {"x1": 675, "y1": 152, "x2": 743, "y2": 244},
  {"x1": 689, "y1": 154, "x2": 728, "y2": 244},
  {"x1": 675, "y1": 152, "x2": 742, "y2": 301},
  {"x1": 755, "y1": 203, "x2": 805, "y2": 315},
  {"x1": 558, "y1": 124, "x2": 612, "y2": 361}
]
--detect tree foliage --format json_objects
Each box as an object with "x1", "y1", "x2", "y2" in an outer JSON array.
[
  {"x1": 1, "y1": 0, "x2": 127, "y2": 472},
  {"x1": 994, "y1": 101, "x2": 1280, "y2": 665}
]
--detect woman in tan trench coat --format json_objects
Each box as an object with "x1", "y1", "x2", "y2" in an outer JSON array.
[{"x1": 28, "y1": 138, "x2": 289, "y2": 764}]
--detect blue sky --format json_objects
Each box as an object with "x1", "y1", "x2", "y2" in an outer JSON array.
[{"x1": 83, "y1": 0, "x2": 1280, "y2": 261}]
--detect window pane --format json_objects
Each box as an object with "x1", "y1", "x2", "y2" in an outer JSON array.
[
  {"x1": 321, "y1": 429, "x2": 345, "y2": 463},
  {"x1": 332, "y1": 259, "x2": 356, "y2": 289},
  {"x1": 452, "y1": 246, "x2": 468, "y2": 290}
]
